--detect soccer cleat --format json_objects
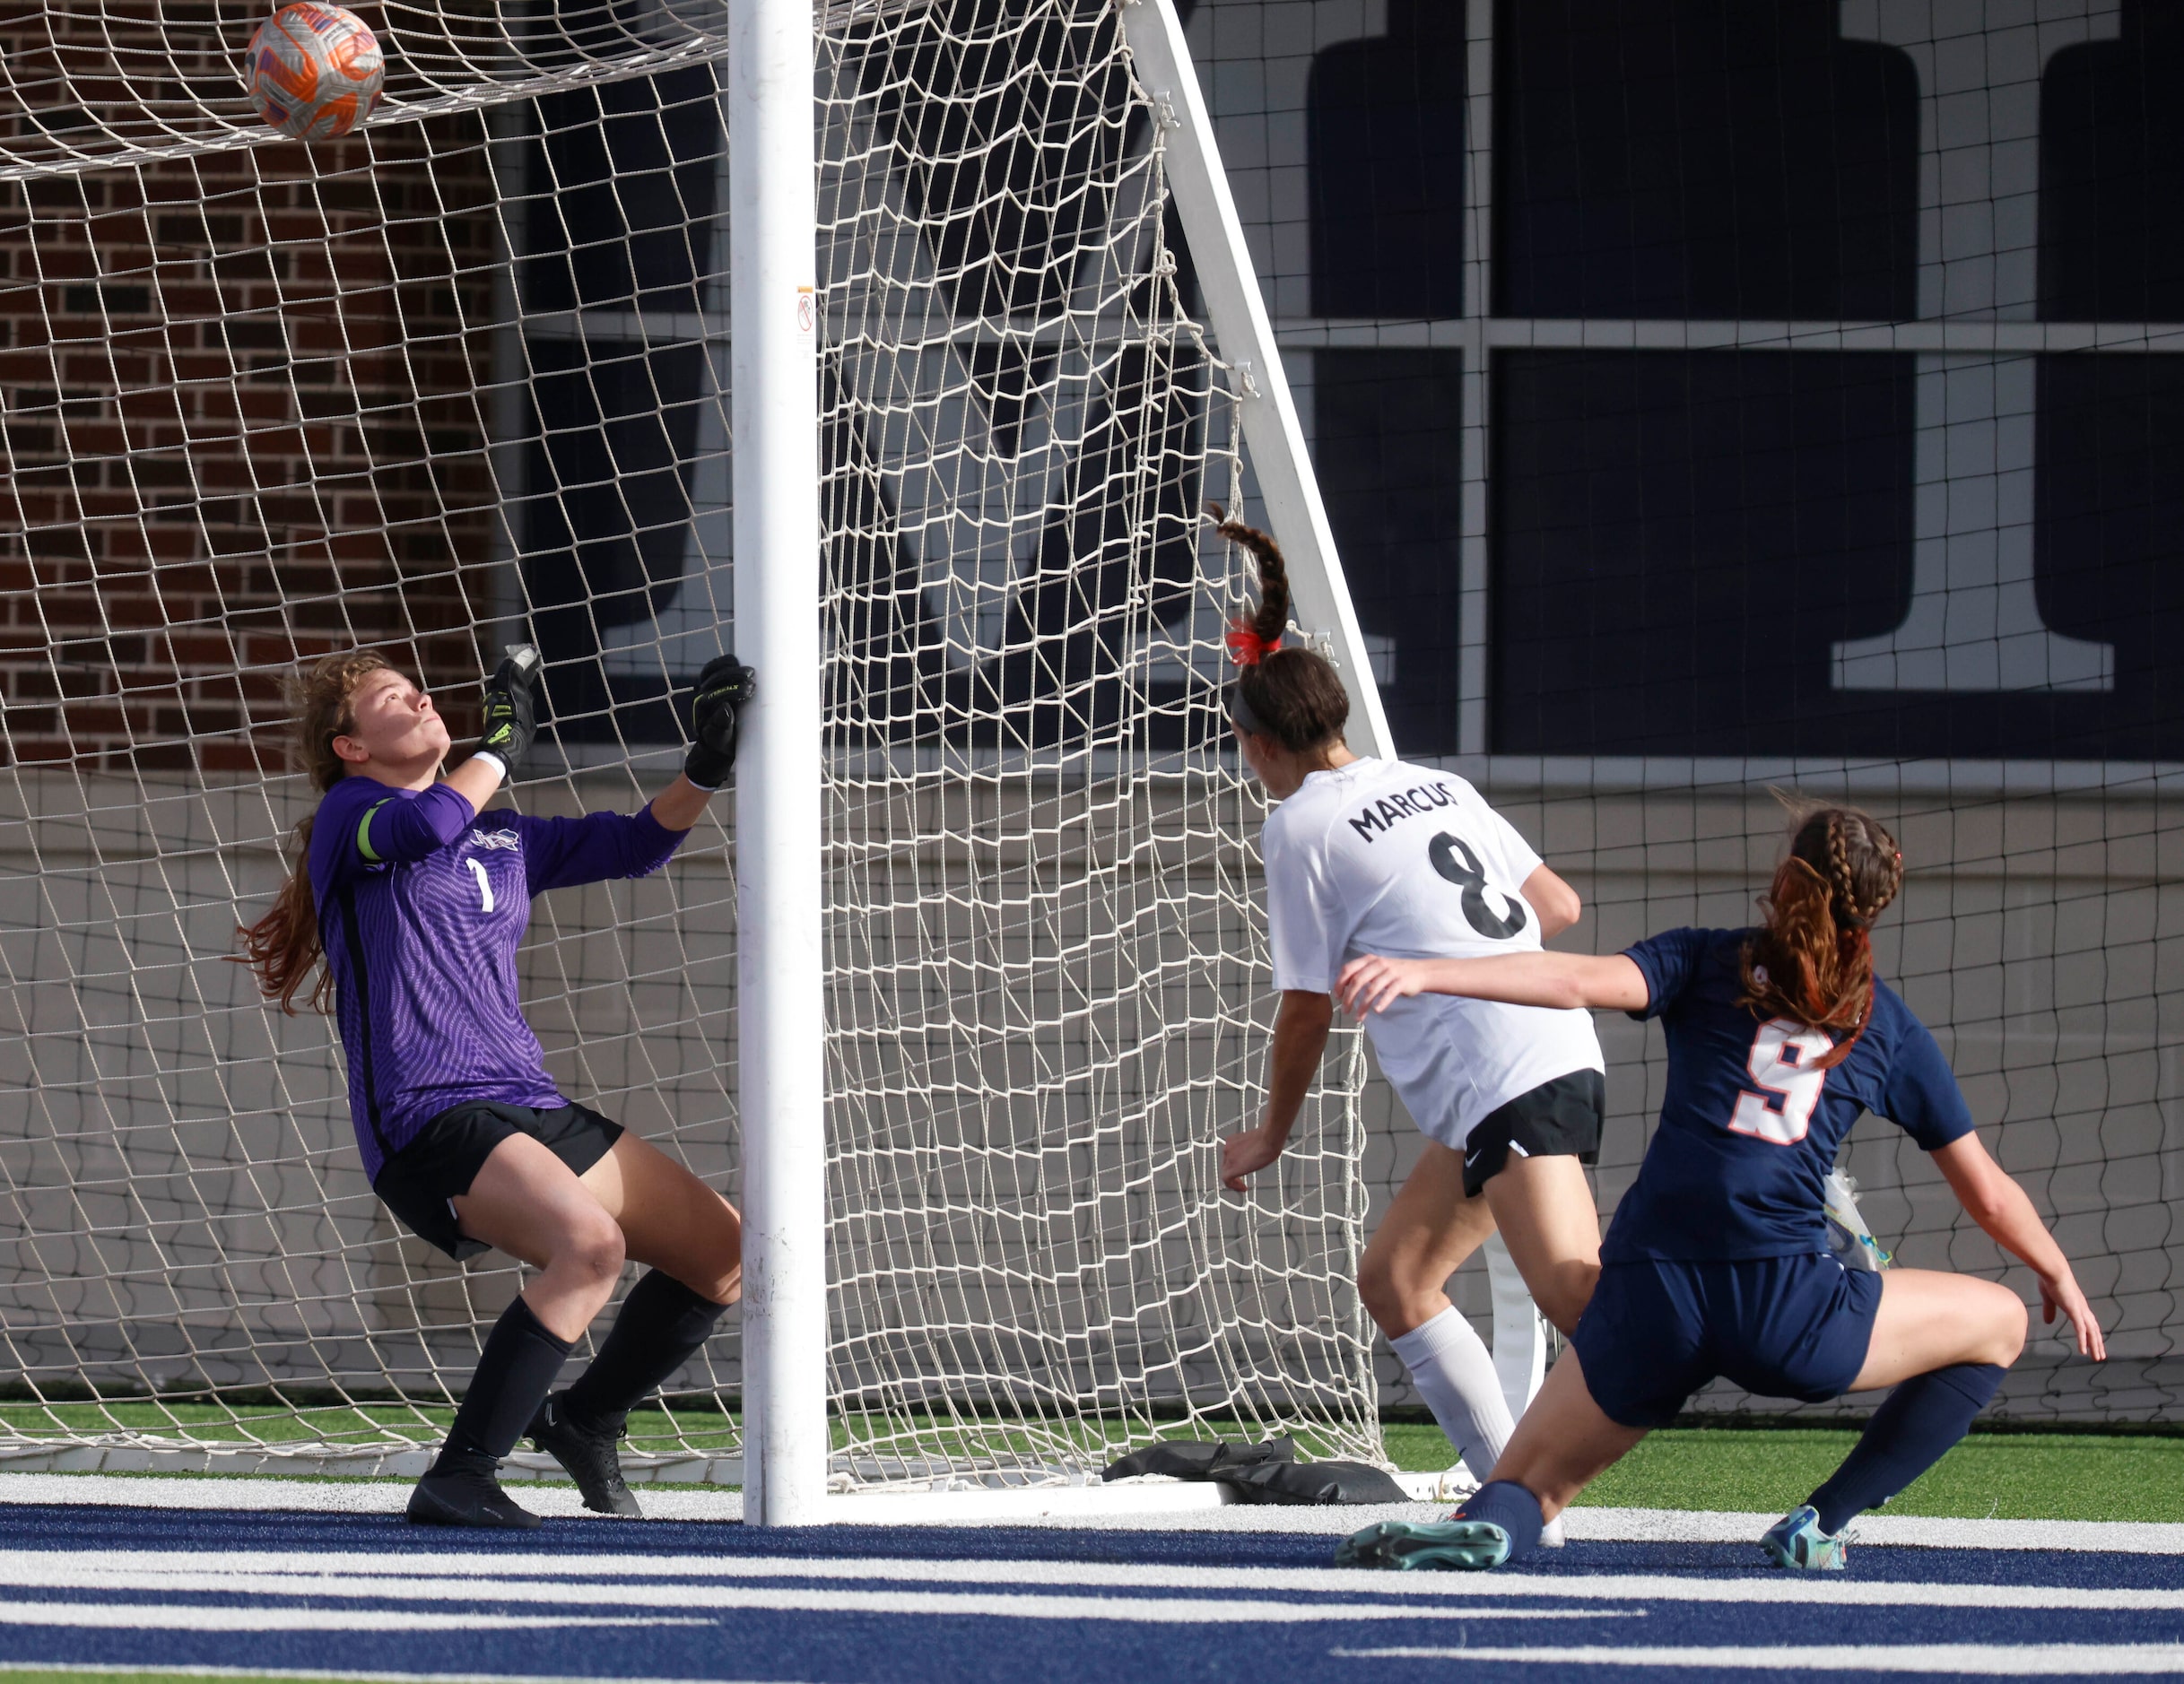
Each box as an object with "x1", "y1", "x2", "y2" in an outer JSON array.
[
  {"x1": 529, "y1": 1392, "x2": 640, "y2": 1517},
  {"x1": 1428, "y1": 1462, "x2": 1481, "y2": 1505},
  {"x1": 1823, "y1": 1168, "x2": 1893, "y2": 1272},
  {"x1": 405, "y1": 1464, "x2": 544, "y2": 1530},
  {"x1": 1760, "y1": 1505, "x2": 1849, "y2": 1571},
  {"x1": 1334, "y1": 1517, "x2": 1514, "y2": 1572}
]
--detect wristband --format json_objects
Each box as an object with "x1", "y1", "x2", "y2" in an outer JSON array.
[{"x1": 470, "y1": 750, "x2": 509, "y2": 780}]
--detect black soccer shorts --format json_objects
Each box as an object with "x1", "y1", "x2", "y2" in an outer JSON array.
[
  {"x1": 373, "y1": 1098, "x2": 622, "y2": 1260},
  {"x1": 1458, "y1": 1068, "x2": 1605, "y2": 1198}
]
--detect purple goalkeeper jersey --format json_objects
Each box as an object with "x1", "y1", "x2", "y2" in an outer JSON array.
[{"x1": 308, "y1": 775, "x2": 688, "y2": 1182}]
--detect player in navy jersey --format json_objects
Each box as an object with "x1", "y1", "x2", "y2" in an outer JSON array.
[
  {"x1": 1331, "y1": 805, "x2": 2105, "y2": 1573},
  {"x1": 239, "y1": 644, "x2": 756, "y2": 1528},
  {"x1": 1212, "y1": 509, "x2": 1609, "y2": 1508}
]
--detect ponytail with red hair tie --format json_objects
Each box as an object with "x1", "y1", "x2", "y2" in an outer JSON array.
[{"x1": 1225, "y1": 618, "x2": 1281, "y2": 666}]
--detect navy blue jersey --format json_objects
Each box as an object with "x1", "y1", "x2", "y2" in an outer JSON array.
[
  {"x1": 309, "y1": 777, "x2": 686, "y2": 1180},
  {"x1": 1604, "y1": 926, "x2": 1975, "y2": 1263}
]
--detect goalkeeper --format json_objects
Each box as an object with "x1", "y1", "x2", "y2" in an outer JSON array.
[{"x1": 239, "y1": 645, "x2": 755, "y2": 1529}]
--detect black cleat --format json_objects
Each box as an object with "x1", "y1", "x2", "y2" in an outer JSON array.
[
  {"x1": 405, "y1": 1464, "x2": 544, "y2": 1530},
  {"x1": 529, "y1": 1393, "x2": 640, "y2": 1517}
]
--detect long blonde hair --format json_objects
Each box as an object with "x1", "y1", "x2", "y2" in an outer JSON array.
[{"x1": 235, "y1": 651, "x2": 392, "y2": 1013}]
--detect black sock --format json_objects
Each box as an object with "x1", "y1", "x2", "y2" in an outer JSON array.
[
  {"x1": 561, "y1": 1269, "x2": 730, "y2": 1431},
  {"x1": 1807, "y1": 1362, "x2": 2006, "y2": 1535},
  {"x1": 432, "y1": 1295, "x2": 575, "y2": 1478}
]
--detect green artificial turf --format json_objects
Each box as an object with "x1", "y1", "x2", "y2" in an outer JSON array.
[
  {"x1": 1382, "y1": 1421, "x2": 2184, "y2": 1523},
  {"x1": 9, "y1": 1402, "x2": 2175, "y2": 1523},
  {"x1": 0, "y1": 1674, "x2": 378, "y2": 1684},
  {"x1": 0, "y1": 1674, "x2": 441, "y2": 1684},
  {"x1": 0, "y1": 1400, "x2": 737, "y2": 1457},
  {"x1": 0, "y1": 1402, "x2": 1369, "y2": 1469}
]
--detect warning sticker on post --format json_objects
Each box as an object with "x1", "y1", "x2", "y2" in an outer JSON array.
[{"x1": 796, "y1": 286, "x2": 815, "y2": 339}]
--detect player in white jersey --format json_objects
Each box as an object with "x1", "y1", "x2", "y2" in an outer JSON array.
[{"x1": 1214, "y1": 509, "x2": 1607, "y2": 1489}]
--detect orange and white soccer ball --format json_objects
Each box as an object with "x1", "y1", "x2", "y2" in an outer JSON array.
[{"x1": 242, "y1": 4, "x2": 385, "y2": 141}]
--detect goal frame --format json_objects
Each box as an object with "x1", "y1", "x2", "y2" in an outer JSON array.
[{"x1": 733, "y1": 0, "x2": 1390, "y2": 1524}]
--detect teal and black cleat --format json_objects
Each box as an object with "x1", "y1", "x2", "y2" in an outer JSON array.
[
  {"x1": 1335, "y1": 1517, "x2": 1514, "y2": 1572},
  {"x1": 1760, "y1": 1505, "x2": 1849, "y2": 1571}
]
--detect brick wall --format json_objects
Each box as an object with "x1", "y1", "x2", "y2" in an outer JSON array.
[{"x1": 0, "y1": 108, "x2": 502, "y2": 776}]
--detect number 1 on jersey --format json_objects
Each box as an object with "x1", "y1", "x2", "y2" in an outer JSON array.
[
  {"x1": 466, "y1": 856, "x2": 495, "y2": 913},
  {"x1": 1729, "y1": 1018, "x2": 1832, "y2": 1145}
]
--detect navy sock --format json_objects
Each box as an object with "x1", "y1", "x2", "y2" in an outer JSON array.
[
  {"x1": 1454, "y1": 1479, "x2": 1545, "y2": 1562},
  {"x1": 1807, "y1": 1362, "x2": 2006, "y2": 1535},
  {"x1": 562, "y1": 1270, "x2": 730, "y2": 1431},
  {"x1": 434, "y1": 1295, "x2": 575, "y2": 1478}
]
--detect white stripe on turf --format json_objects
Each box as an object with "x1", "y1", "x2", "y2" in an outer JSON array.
[
  {"x1": 3, "y1": 1553, "x2": 2177, "y2": 1612},
  {"x1": 1565, "y1": 1507, "x2": 2184, "y2": 1556},
  {"x1": 0, "y1": 1572, "x2": 1643, "y2": 1627},
  {"x1": 1336, "y1": 1644, "x2": 2184, "y2": 1675},
  {"x1": 0, "y1": 1607, "x2": 706, "y2": 1633}
]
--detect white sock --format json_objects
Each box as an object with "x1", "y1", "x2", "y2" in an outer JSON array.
[
  {"x1": 1484, "y1": 1232, "x2": 1549, "y2": 1424},
  {"x1": 1389, "y1": 1305, "x2": 1516, "y2": 1484}
]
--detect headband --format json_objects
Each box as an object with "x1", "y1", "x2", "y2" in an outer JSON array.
[{"x1": 1225, "y1": 681, "x2": 1266, "y2": 738}]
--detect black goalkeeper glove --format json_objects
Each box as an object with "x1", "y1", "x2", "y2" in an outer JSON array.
[
  {"x1": 476, "y1": 644, "x2": 542, "y2": 777},
  {"x1": 683, "y1": 654, "x2": 755, "y2": 790}
]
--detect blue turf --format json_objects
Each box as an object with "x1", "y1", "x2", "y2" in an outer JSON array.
[{"x1": 0, "y1": 1503, "x2": 2174, "y2": 1684}]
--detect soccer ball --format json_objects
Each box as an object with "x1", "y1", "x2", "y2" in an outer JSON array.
[{"x1": 242, "y1": 4, "x2": 386, "y2": 142}]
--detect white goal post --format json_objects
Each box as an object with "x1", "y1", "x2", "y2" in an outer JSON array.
[{"x1": 727, "y1": 0, "x2": 831, "y2": 1530}]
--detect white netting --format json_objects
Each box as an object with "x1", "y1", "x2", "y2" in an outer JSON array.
[{"x1": 0, "y1": 0, "x2": 1380, "y2": 1483}]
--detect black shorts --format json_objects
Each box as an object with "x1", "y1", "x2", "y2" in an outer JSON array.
[
  {"x1": 1460, "y1": 1068, "x2": 1605, "y2": 1198},
  {"x1": 373, "y1": 1099, "x2": 623, "y2": 1261}
]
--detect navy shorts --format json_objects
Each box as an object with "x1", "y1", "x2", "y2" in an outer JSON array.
[{"x1": 1570, "y1": 1253, "x2": 1884, "y2": 1429}]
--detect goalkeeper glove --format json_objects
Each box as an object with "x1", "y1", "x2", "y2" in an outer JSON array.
[
  {"x1": 684, "y1": 655, "x2": 755, "y2": 790},
  {"x1": 475, "y1": 644, "x2": 542, "y2": 777}
]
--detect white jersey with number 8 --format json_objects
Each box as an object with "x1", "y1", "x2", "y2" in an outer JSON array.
[{"x1": 1261, "y1": 758, "x2": 1605, "y2": 1151}]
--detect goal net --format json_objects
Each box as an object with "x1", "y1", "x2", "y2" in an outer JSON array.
[{"x1": 0, "y1": 0, "x2": 1381, "y2": 1484}]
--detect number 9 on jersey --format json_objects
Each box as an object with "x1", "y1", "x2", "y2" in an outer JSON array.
[{"x1": 1730, "y1": 1019, "x2": 1832, "y2": 1145}]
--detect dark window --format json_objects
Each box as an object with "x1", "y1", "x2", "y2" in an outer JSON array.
[
  {"x1": 851, "y1": 0, "x2": 1139, "y2": 324},
  {"x1": 1494, "y1": 350, "x2": 2184, "y2": 759},
  {"x1": 1314, "y1": 350, "x2": 1465, "y2": 757},
  {"x1": 1308, "y1": 2, "x2": 1466, "y2": 319},
  {"x1": 1493, "y1": 349, "x2": 1913, "y2": 757},
  {"x1": 520, "y1": 69, "x2": 722, "y2": 318},
  {"x1": 1495, "y1": 0, "x2": 1918, "y2": 320},
  {"x1": 2040, "y1": 4, "x2": 2184, "y2": 320},
  {"x1": 521, "y1": 339, "x2": 709, "y2": 743},
  {"x1": 2033, "y1": 354, "x2": 2184, "y2": 759},
  {"x1": 516, "y1": 53, "x2": 726, "y2": 744}
]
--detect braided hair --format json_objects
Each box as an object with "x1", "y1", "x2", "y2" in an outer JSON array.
[
  {"x1": 1740, "y1": 804, "x2": 1905, "y2": 1067},
  {"x1": 1213, "y1": 503, "x2": 1349, "y2": 753}
]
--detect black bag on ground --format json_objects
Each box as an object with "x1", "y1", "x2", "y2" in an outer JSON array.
[{"x1": 1100, "y1": 1437, "x2": 1407, "y2": 1506}]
